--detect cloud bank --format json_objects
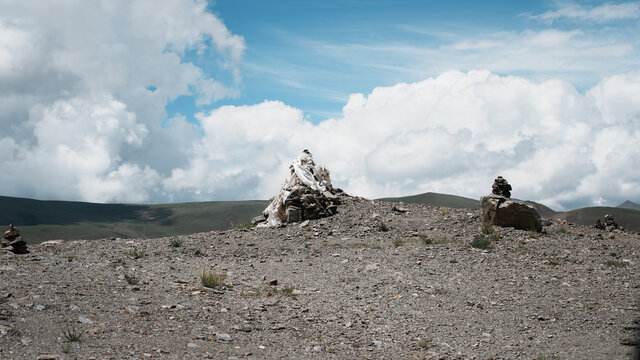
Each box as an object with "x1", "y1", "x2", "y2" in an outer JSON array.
[{"x1": 0, "y1": 1, "x2": 639, "y2": 210}]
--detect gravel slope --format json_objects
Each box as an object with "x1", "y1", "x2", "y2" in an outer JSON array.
[{"x1": 1, "y1": 196, "x2": 639, "y2": 359}]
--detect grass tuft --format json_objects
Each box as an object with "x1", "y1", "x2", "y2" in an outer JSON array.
[
  {"x1": 125, "y1": 247, "x2": 146, "y2": 259},
  {"x1": 124, "y1": 274, "x2": 139, "y2": 285},
  {"x1": 62, "y1": 323, "x2": 83, "y2": 342},
  {"x1": 471, "y1": 234, "x2": 493, "y2": 249},
  {"x1": 170, "y1": 238, "x2": 183, "y2": 247},
  {"x1": 418, "y1": 339, "x2": 431, "y2": 349},
  {"x1": 377, "y1": 222, "x2": 389, "y2": 232},
  {"x1": 201, "y1": 270, "x2": 226, "y2": 288},
  {"x1": 603, "y1": 260, "x2": 627, "y2": 267},
  {"x1": 392, "y1": 238, "x2": 404, "y2": 247}
]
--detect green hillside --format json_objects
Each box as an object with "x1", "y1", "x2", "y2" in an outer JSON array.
[
  {"x1": 556, "y1": 206, "x2": 640, "y2": 233},
  {"x1": 0, "y1": 196, "x2": 268, "y2": 244},
  {"x1": 378, "y1": 192, "x2": 480, "y2": 209}
]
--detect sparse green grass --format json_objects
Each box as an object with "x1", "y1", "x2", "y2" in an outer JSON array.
[
  {"x1": 603, "y1": 260, "x2": 627, "y2": 267},
  {"x1": 535, "y1": 355, "x2": 560, "y2": 360},
  {"x1": 392, "y1": 238, "x2": 405, "y2": 247},
  {"x1": 232, "y1": 222, "x2": 253, "y2": 230},
  {"x1": 377, "y1": 222, "x2": 389, "y2": 232},
  {"x1": 125, "y1": 248, "x2": 146, "y2": 259},
  {"x1": 62, "y1": 343, "x2": 72, "y2": 353},
  {"x1": 201, "y1": 270, "x2": 226, "y2": 288},
  {"x1": 553, "y1": 227, "x2": 569, "y2": 235},
  {"x1": 439, "y1": 207, "x2": 451, "y2": 216},
  {"x1": 62, "y1": 323, "x2": 83, "y2": 342},
  {"x1": 124, "y1": 274, "x2": 139, "y2": 285},
  {"x1": 281, "y1": 287, "x2": 295, "y2": 296},
  {"x1": 60, "y1": 255, "x2": 77, "y2": 261},
  {"x1": 470, "y1": 234, "x2": 493, "y2": 250},
  {"x1": 170, "y1": 238, "x2": 183, "y2": 247},
  {"x1": 428, "y1": 235, "x2": 455, "y2": 245},
  {"x1": 417, "y1": 339, "x2": 431, "y2": 349}
]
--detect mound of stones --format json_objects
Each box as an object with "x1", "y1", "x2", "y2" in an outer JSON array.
[
  {"x1": 481, "y1": 177, "x2": 542, "y2": 232},
  {"x1": 594, "y1": 214, "x2": 623, "y2": 231},
  {"x1": 1, "y1": 224, "x2": 29, "y2": 254},
  {"x1": 253, "y1": 150, "x2": 345, "y2": 227}
]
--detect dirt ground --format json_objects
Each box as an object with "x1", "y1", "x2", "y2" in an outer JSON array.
[{"x1": 1, "y1": 196, "x2": 639, "y2": 359}]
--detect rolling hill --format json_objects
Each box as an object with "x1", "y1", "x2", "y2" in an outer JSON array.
[
  {"x1": 3, "y1": 192, "x2": 639, "y2": 244},
  {"x1": 377, "y1": 192, "x2": 480, "y2": 209},
  {"x1": 0, "y1": 196, "x2": 268, "y2": 244},
  {"x1": 378, "y1": 192, "x2": 640, "y2": 232}
]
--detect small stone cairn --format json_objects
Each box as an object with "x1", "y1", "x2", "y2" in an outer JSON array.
[
  {"x1": 492, "y1": 176, "x2": 512, "y2": 198},
  {"x1": 481, "y1": 177, "x2": 542, "y2": 232},
  {"x1": 2, "y1": 224, "x2": 29, "y2": 254},
  {"x1": 253, "y1": 150, "x2": 344, "y2": 227},
  {"x1": 594, "y1": 214, "x2": 621, "y2": 231}
]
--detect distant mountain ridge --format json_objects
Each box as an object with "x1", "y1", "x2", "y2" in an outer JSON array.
[
  {"x1": 0, "y1": 195, "x2": 268, "y2": 244},
  {"x1": 2, "y1": 193, "x2": 639, "y2": 244},
  {"x1": 618, "y1": 200, "x2": 640, "y2": 212}
]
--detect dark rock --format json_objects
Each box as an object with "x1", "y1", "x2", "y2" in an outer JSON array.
[
  {"x1": 286, "y1": 206, "x2": 302, "y2": 223},
  {"x1": 481, "y1": 195, "x2": 542, "y2": 232},
  {"x1": 491, "y1": 176, "x2": 512, "y2": 198},
  {"x1": 251, "y1": 215, "x2": 267, "y2": 226}
]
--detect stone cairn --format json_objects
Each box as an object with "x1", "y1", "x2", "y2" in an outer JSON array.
[
  {"x1": 492, "y1": 176, "x2": 512, "y2": 198},
  {"x1": 253, "y1": 150, "x2": 344, "y2": 227},
  {"x1": 481, "y1": 177, "x2": 542, "y2": 232},
  {"x1": 2, "y1": 224, "x2": 29, "y2": 254},
  {"x1": 594, "y1": 214, "x2": 621, "y2": 231}
]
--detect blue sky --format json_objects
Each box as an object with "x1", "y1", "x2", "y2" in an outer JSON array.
[
  {"x1": 1, "y1": 0, "x2": 639, "y2": 209},
  {"x1": 169, "y1": 0, "x2": 640, "y2": 122}
]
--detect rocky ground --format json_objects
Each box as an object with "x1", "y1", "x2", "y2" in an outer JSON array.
[{"x1": 1, "y1": 196, "x2": 639, "y2": 359}]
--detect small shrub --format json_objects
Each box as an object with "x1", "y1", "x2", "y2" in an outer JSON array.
[
  {"x1": 124, "y1": 274, "x2": 139, "y2": 285},
  {"x1": 377, "y1": 222, "x2": 389, "y2": 232},
  {"x1": 603, "y1": 260, "x2": 627, "y2": 267},
  {"x1": 392, "y1": 238, "x2": 404, "y2": 247},
  {"x1": 62, "y1": 323, "x2": 83, "y2": 342},
  {"x1": 201, "y1": 270, "x2": 226, "y2": 288},
  {"x1": 471, "y1": 235, "x2": 493, "y2": 249},
  {"x1": 170, "y1": 238, "x2": 183, "y2": 247},
  {"x1": 418, "y1": 339, "x2": 431, "y2": 349},
  {"x1": 554, "y1": 228, "x2": 569, "y2": 234},
  {"x1": 439, "y1": 207, "x2": 451, "y2": 216},
  {"x1": 125, "y1": 248, "x2": 146, "y2": 259}
]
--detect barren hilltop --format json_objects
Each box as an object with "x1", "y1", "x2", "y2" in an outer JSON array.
[{"x1": 1, "y1": 195, "x2": 639, "y2": 359}]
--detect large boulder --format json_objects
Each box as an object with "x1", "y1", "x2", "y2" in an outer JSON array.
[{"x1": 481, "y1": 195, "x2": 542, "y2": 232}]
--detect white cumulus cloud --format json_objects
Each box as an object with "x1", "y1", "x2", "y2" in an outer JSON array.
[
  {"x1": 170, "y1": 70, "x2": 640, "y2": 210},
  {"x1": 531, "y1": 2, "x2": 640, "y2": 23}
]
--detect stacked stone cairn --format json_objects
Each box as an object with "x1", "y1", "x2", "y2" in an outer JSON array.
[
  {"x1": 492, "y1": 176, "x2": 512, "y2": 198},
  {"x1": 481, "y1": 176, "x2": 542, "y2": 232},
  {"x1": 2, "y1": 224, "x2": 29, "y2": 254},
  {"x1": 594, "y1": 214, "x2": 621, "y2": 231},
  {"x1": 253, "y1": 150, "x2": 344, "y2": 227}
]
